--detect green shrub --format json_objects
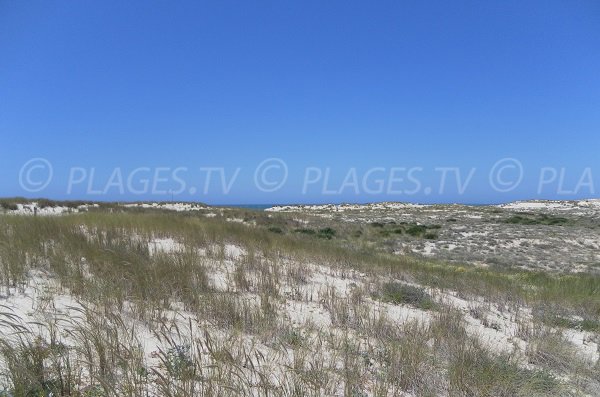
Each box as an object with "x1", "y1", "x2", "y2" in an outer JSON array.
[
  {"x1": 503, "y1": 214, "x2": 568, "y2": 226},
  {"x1": 165, "y1": 344, "x2": 195, "y2": 380},
  {"x1": 317, "y1": 227, "x2": 336, "y2": 239},
  {"x1": 352, "y1": 230, "x2": 363, "y2": 237},
  {"x1": 0, "y1": 202, "x2": 18, "y2": 211},
  {"x1": 405, "y1": 225, "x2": 428, "y2": 236},
  {"x1": 448, "y1": 344, "x2": 561, "y2": 396},
  {"x1": 377, "y1": 282, "x2": 434, "y2": 310},
  {"x1": 294, "y1": 228, "x2": 316, "y2": 235},
  {"x1": 535, "y1": 308, "x2": 600, "y2": 332}
]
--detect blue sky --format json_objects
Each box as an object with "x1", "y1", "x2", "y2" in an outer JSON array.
[{"x1": 1, "y1": 1, "x2": 599, "y2": 204}]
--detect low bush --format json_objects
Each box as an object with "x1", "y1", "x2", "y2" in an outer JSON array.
[
  {"x1": 317, "y1": 228, "x2": 336, "y2": 239},
  {"x1": 503, "y1": 214, "x2": 569, "y2": 226},
  {"x1": 377, "y1": 282, "x2": 434, "y2": 310},
  {"x1": 294, "y1": 228, "x2": 316, "y2": 235}
]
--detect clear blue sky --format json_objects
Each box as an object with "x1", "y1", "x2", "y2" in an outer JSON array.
[{"x1": 1, "y1": 1, "x2": 599, "y2": 204}]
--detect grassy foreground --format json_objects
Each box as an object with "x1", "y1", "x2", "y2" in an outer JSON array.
[{"x1": 0, "y1": 209, "x2": 598, "y2": 396}]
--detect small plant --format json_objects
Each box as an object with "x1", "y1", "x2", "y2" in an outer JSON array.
[
  {"x1": 0, "y1": 336, "x2": 72, "y2": 397},
  {"x1": 165, "y1": 344, "x2": 195, "y2": 380},
  {"x1": 376, "y1": 282, "x2": 434, "y2": 310},
  {"x1": 281, "y1": 329, "x2": 304, "y2": 347},
  {"x1": 503, "y1": 214, "x2": 569, "y2": 226},
  {"x1": 580, "y1": 318, "x2": 600, "y2": 332},
  {"x1": 405, "y1": 225, "x2": 428, "y2": 237},
  {"x1": 268, "y1": 226, "x2": 284, "y2": 234},
  {"x1": 449, "y1": 343, "x2": 562, "y2": 396},
  {"x1": 317, "y1": 228, "x2": 336, "y2": 239},
  {"x1": 534, "y1": 306, "x2": 600, "y2": 333},
  {"x1": 294, "y1": 228, "x2": 316, "y2": 235},
  {"x1": 393, "y1": 223, "x2": 441, "y2": 238}
]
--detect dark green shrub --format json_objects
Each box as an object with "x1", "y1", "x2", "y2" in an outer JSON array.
[
  {"x1": 294, "y1": 228, "x2": 316, "y2": 235},
  {"x1": 317, "y1": 227, "x2": 336, "y2": 239},
  {"x1": 406, "y1": 225, "x2": 428, "y2": 236},
  {"x1": 0, "y1": 202, "x2": 18, "y2": 210},
  {"x1": 503, "y1": 214, "x2": 568, "y2": 226},
  {"x1": 377, "y1": 282, "x2": 434, "y2": 309}
]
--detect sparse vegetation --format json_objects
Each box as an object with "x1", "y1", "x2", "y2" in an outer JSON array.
[
  {"x1": 503, "y1": 213, "x2": 570, "y2": 226},
  {"x1": 0, "y1": 201, "x2": 597, "y2": 396},
  {"x1": 294, "y1": 228, "x2": 316, "y2": 235},
  {"x1": 317, "y1": 227, "x2": 336, "y2": 239},
  {"x1": 268, "y1": 226, "x2": 284, "y2": 234}
]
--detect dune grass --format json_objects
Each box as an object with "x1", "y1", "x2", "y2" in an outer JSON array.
[{"x1": 0, "y1": 209, "x2": 597, "y2": 395}]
